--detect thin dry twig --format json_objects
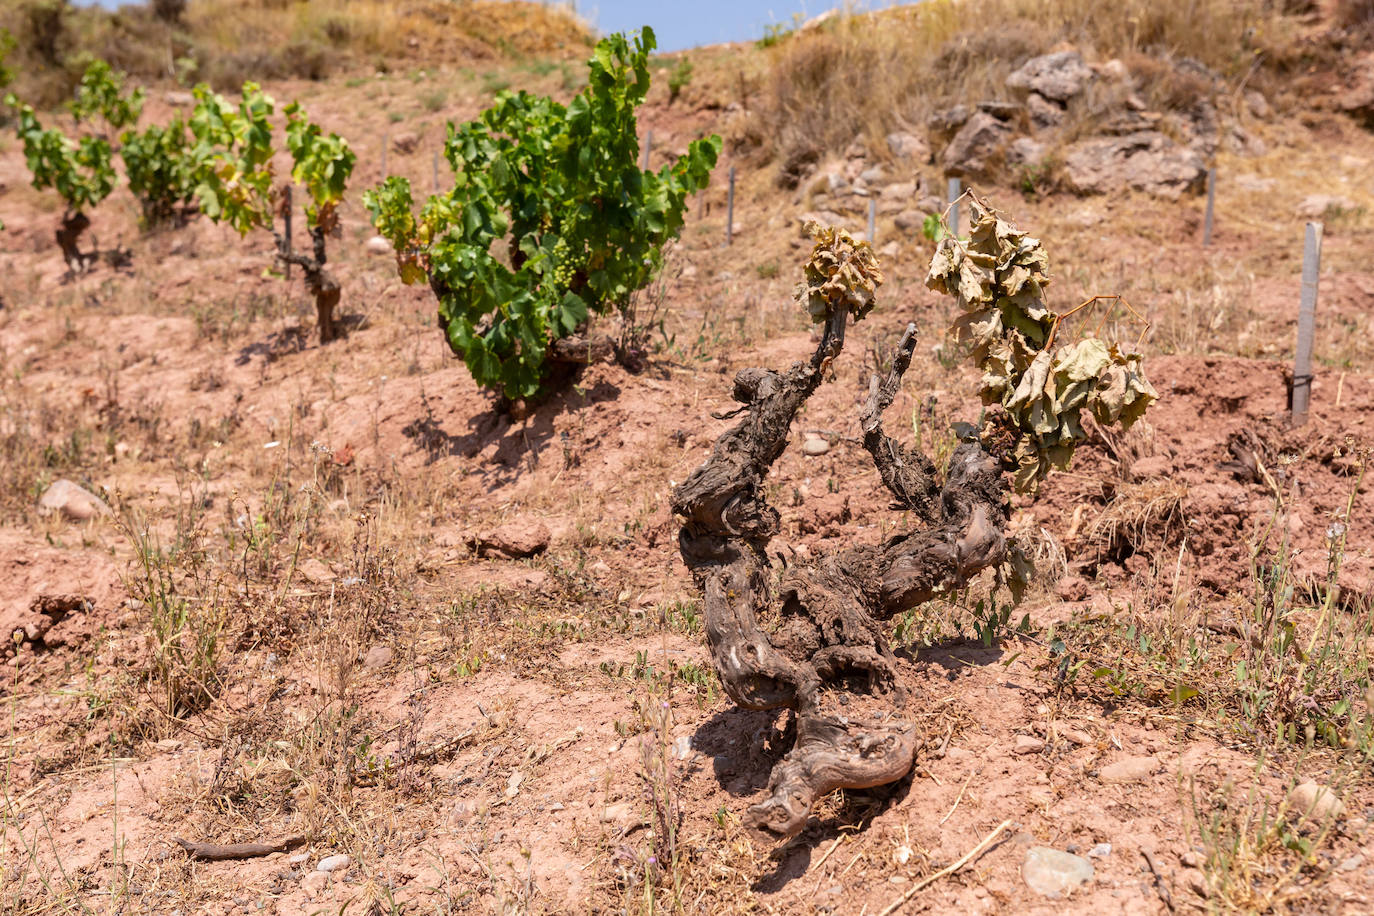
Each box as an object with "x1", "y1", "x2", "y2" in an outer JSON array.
[
  {"x1": 938, "y1": 770, "x2": 975, "y2": 826},
  {"x1": 1141, "y1": 847, "x2": 1176, "y2": 912},
  {"x1": 876, "y1": 819, "x2": 1013, "y2": 916}
]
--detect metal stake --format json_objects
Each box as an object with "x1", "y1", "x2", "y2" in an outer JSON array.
[
  {"x1": 1203, "y1": 167, "x2": 1217, "y2": 247},
  {"x1": 1292, "y1": 221, "x2": 1323, "y2": 426},
  {"x1": 947, "y1": 177, "x2": 962, "y2": 237},
  {"x1": 641, "y1": 130, "x2": 652, "y2": 171},
  {"x1": 867, "y1": 197, "x2": 876, "y2": 245},
  {"x1": 726, "y1": 166, "x2": 736, "y2": 246}
]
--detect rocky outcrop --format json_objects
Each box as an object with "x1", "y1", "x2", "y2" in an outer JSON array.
[
  {"x1": 1006, "y1": 50, "x2": 1094, "y2": 103},
  {"x1": 1063, "y1": 132, "x2": 1207, "y2": 199}
]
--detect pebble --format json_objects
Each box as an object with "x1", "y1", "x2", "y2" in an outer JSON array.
[
  {"x1": 287, "y1": 853, "x2": 309, "y2": 865},
  {"x1": 1339, "y1": 853, "x2": 1364, "y2": 872},
  {"x1": 1022, "y1": 847, "x2": 1093, "y2": 897},
  {"x1": 1014, "y1": 734, "x2": 1046, "y2": 755},
  {"x1": 671, "y1": 735, "x2": 693, "y2": 761},
  {"x1": 1087, "y1": 843, "x2": 1111, "y2": 858},
  {"x1": 600, "y1": 802, "x2": 634, "y2": 826},
  {"x1": 802, "y1": 437, "x2": 830, "y2": 456},
  {"x1": 365, "y1": 236, "x2": 392, "y2": 255},
  {"x1": 1181, "y1": 867, "x2": 1209, "y2": 898},
  {"x1": 894, "y1": 845, "x2": 913, "y2": 865},
  {"x1": 363, "y1": 645, "x2": 393, "y2": 669},
  {"x1": 1289, "y1": 781, "x2": 1344, "y2": 821},
  {"x1": 316, "y1": 853, "x2": 351, "y2": 873},
  {"x1": 1099, "y1": 756, "x2": 1158, "y2": 784}
]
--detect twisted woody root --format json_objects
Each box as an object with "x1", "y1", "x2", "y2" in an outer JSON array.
[{"x1": 670, "y1": 316, "x2": 1010, "y2": 837}]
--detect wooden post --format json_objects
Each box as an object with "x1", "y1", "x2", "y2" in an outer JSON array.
[
  {"x1": 947, "y1": 177, "x2": 962, "y2": 237},
  {"x1": 380, "y1": 131, "x2": 388, "y2": 180},
  {"x1": 282, "y1": 185, "x2": 292, "y2": 281},
  {"x1": 641, "y1": 130, "x2": 652, "y2": 171},
  {"x1": 1203, "y1": 167, "x2": 1216, "y2": 247},
  {"x1": 726, "y1": 165, "x2": 736, "y2": 246},
  {"x1": 1292, "y1": 221, "x2": 1322, "y2": 426},
  {"x1": 867, "y1": 197, "x2": 877, "y2": 245}
]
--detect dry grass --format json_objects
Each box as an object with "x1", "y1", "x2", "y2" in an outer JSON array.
[
  {"x1": 749, "y1": 0, "x2": 1296, "y2": 185},
  {"x1": 0, "y1": 0, "x2": 592, "y2": 105}
]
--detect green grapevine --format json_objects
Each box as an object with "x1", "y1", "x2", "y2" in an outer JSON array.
[
  {"x1": 188, "y1": 82, "x2": 275, "y2": 235},
  {"x1": 364, "y1": 26, "x2": 721, "y2": 399},
  {"x1": 121, "y1": 117, "x2": 198, "y2": 226},
  {"x1": 69, "y1": 59, "x2": 145, "y2": 131},
  {"x1": 283, "y1": 101, "x2": 356, "y2": 230},
  {"x1": 6, "y1": 95, "x2": 116, "y2": 211}
]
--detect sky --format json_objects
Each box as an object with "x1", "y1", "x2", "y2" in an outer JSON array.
[{"x1": 72, "y1": 1, "x2": 900, "y2": 53}]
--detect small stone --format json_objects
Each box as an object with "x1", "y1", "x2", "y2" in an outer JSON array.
[
  {"x1": 1099, "y1": 756, "x2": 1158, "y2": 784},
  {"x1": 1087, "y1": 843, "x2": 1111, "y2": 858},
  {"x1": 878, "y1": 241, "x2": 899, "y2": 259},
  {"x1": 859, "y1": 166, "x2": 885, "y2": 184},
  {"x1": 288, "y1": 853, "x2": 309, "y2": 865},
  {"x1": 894, "y1": 845, "x2": 913, "y2": 865},
  {"x1": 1288, "y1": 781, "x2": 1344, "y2": 822},
  {"x1": 600, "y1": 802, "x2": 635, "y2": 826},
  {"x1": 671, "y1": 735, "x2": 693, "y2": 761},
  {"x1": 504, "y1": 770, "x2": 524, "y2": 798},
  {"x1": 365, "y1": 236, "x2": 392, "y2": 255},
  {"x1": 392, "y1": 131, "x2": 420, "y2": 154},
  {"x1": 38, "y1": 479, "x2": 110, "y2": 521},
  {"x1": 316, "y1": 853, "x2": 351, "y2": 873},
  {"x1": 1055, "y1": 576, "x2": 1090, "y2": 602},
  {"x1": 1180, "y1": 850, "x2": 1203, "y2": 868},
  {"x1": 298, "y1": 558, "x2": 335, "y2": 584},
  {"x1": 1339, "y1": 853, "x2": 1364, "y2": 872},
  {"x1": 1014, "y1": 734, "x2": 1046, "y2": 755},
  {"x1": 164, "y1": 90, "x2": 194, "y2": 107},
  {"x1": 1182, "y1": 867, "x2": 1209, "y2": 898},
  {"x1": 363, "y1": 645, "x2": 393, "y2": 669},
  {"x1": 802, "y1": 437, "x2": 830, "y2": 457},
  {"x1": 1022, "y1": 846, "x2": 1094, "y2": 897},
  {"x1": 301, "y1": 870, "x2": 329, "y2": 899}
]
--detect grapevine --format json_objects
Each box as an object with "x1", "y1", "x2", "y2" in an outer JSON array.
[{"x1": 365, "y1": 26, "x2": 721, "y2": 400}]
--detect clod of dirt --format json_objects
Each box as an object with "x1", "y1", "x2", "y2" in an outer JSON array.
[
  {"x1": 1098, "y1": 756, "x2": 1159, "y2": 784},
  {"x1": 1022, "y1": 846, "x2": 1095, "y2": 897},
  {"x1": 1014, "y1": 735, "x2": 1046, "y2": 755},
  {"x1": 469, "y1": 520, "x2": 551, "y2": 559},
  {"x1": 298, "y1": 558, "x2": 335, "y2": 584},
  {"x1": 37, "y1": 479, "x2": 110, "y2": 521},
  {"x1": 1289, "y1": 781, "x2": 1345, "y2": 822},
  {"x1": 4, "y1": 594, "x2": 93, "y2": 659}
]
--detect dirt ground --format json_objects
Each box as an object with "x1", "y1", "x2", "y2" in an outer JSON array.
[{"x1": 4, "y1": 17, "x2": 1374, "y2": 916}]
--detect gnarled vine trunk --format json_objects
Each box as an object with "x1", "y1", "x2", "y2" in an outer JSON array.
[
  {"x1": 670, "y1": 317, "x2": 1011, "y2": 837},
  {"x1": 277, "y1": 225, "x2": 341, "y2": 345},
  {"x1": 56, "y1": 210, "x2": 96, "y2": 277}
]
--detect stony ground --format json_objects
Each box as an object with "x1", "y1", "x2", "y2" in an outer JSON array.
[{"x1": 3, "y1": 11, "x2": 1374, "y2": 916}]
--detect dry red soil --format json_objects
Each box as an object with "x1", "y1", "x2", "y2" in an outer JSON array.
[{"x1": 3, "y1": 43, "x2": 1374, "y2": 916}]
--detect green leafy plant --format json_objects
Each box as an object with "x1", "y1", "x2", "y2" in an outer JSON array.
[
  {"x1": 5, "y1": 93, "x2": 116, "y2": 272},
  {"x1": 276, "y1": 101, "x2": 356, "y2": 343},
  {"x1": 926, "y1": 196, "x2": 1157, "y2": 490},
  {"x1": 364, "y1": 27, "x2": 721, "y2": 401},
  {"x1": 69, "y1": 59, "x2": 145, "y2": 133},
  {"x1": 188, "y1": 81, "x2": 276, "y2": 235},
  {"x1": 120, "y1": 117, "x2": 199, "y2": 226},
  {"x1": 0, "y1": 28, "x2": 16, "y2": 92}
]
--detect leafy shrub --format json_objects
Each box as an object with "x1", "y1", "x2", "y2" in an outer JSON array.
[
  {"x1": 667, "y1": 57, "x2": 693, "y2": 103},
  {"x1": 7, "y1": 97, "x2": 115, "y2": 211},
  {"x1": 70, "y1": 58, "x2": 144, "y2": 130},
  {"x1": 364, "y1": 27, "x2": 721, "y2": 399},
  {"x1": 121, "y1": 117, "x2": 198, "y2": 226},
  {"x1": 188, "y1": 81, "x2": 276, "y2": 235}
]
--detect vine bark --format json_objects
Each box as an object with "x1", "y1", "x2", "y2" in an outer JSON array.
[{"x1": 671, "y1": 318, "x2": 1012, "y2": 836}]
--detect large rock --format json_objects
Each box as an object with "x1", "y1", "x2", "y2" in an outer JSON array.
[
  {"x1": 38, "y1": 479, "x2": 110, "y2": 521},
  {"x1": 469, "y1": 520, "x2": 551, "y2": 559},
  {"x1": 886, "y1": 132, "x2": 929, "y2": 161},
  {"x1": 1025, "y1": 93, "x2": 1065, "y2": 129},
  {"x1": 1007, "y1": 51, "x2": 1094, "y2": 103},
  {"x1": 1063, "y1": 131, "x2": 1206, "y2": 199},
  {"x1": 941, "y1": 111, "x2": 1013, "y2": 178}
]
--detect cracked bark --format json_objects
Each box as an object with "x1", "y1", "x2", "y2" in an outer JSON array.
[
  {"x1": 56, "y1": 210, "x2": 96, "y2": 277},
  {"x1": 671, "y1": 319, "x2": 1011, "y2": 837},
  {"x1": 276, "y1": 224, "x2": 341, "y2": 345}
]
